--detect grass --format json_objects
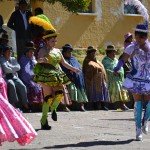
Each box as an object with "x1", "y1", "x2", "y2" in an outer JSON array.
[{"x1": 72, "y1": 48, "x2": 105, "y2": 65}]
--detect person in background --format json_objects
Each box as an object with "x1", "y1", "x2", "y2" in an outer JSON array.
[
  {"x1": 19, "y1": 41, "x2": 43, "y2": 112},
  {"x1": 119, "y1": 33, "x2": 134, "y2": 109},
  {"x1": 0, "y1": 64, "x2": 37, "y2": 146},
  {"x1": 7, "y1": 0, "x2": 32, "y2": 60},
  {"x1": 0, "y1": 14, "x2": 4, "y2": 34},
  {"x1": 102, "y1": 45, "x2": 129, "y2": 111},
  {"x1": 61, "y1": 44, "x2": 88, "y2": 111},
  {"x1": 0, "y1": 46, "x2": 30, "y2": 112},
  {"x1": 0, "y1": 33, "x2": 9, "y2": 48},
  {"x1": 0, "y1": 14, "x2": 6, "y2": 34},
  {"x1": 83, "y1": 46, "x2": 110, "y2": 110},
  {"x1": 124, "y1": 32, "x2": 134, "y2": 49},
  {"x1": 0, "y1": 33, "x2": 9, "y2": 57}
]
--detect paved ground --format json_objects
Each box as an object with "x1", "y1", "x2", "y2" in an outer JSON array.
[{"x1": 1, "y1": 110, "x2": 150, "y2": 150}]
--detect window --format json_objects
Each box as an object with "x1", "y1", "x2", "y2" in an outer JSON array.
[{"x1": 124, "y1": 0, "x2": 142, "y2": 15}]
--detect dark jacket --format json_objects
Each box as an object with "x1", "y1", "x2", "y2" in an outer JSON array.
[
  {"x1": 7, "y1": 10, "x2": 32, "y2": 39},
  {"x1": 0, "y1": 15, "x2": 4, "y2": 28}
]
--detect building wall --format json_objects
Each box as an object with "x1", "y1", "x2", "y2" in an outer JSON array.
[
  {"x1": 0, "y1": 1, "x2": 15, "y2": 23},
  {"x1": 41, "y1": 0, "x2": 145, "y2": 49},
  {"x1": 0, "y1": 0, "x2": 148, "y2": 49}
]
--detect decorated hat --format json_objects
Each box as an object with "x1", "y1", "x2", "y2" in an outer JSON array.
[
  {"x1": 124, "y1": 32, "x2": 133, "y2": 41},
  {"x1": 29, "y1": 15, "x2": 58, "y2": 39},
  {"x1": 105, "y1": 45, "x2": 117, "y2": 51},
  {"x1": 135, "y1": 24, "x2": 149, "y2": 33},
  {"x1": 86, "y1": 46, "x2": 97, "y2": 54}
]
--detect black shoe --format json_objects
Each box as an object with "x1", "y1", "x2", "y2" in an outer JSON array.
[
  {"x1": 102, "y1": 106, "x2": 109, "y2": 111},
  {"x1": 22, "y1": 108, "x2": 32, "y2": 113},
  {"x1": 41, "y1": 120, "x2": 51, "y2": 130},
  {"x1": 80, "y1": 105, "x2": 86, "y2": 112},
  {"x1": 51, "y1": 110, "x2": 57, "y2": 121},
  {"x1": 121, "y1": 104, "x2": 129, "y2": 111}
]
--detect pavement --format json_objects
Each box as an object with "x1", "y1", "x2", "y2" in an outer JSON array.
[{"x1": 1, "y1": 110, "x2": 150, "y2": 150}]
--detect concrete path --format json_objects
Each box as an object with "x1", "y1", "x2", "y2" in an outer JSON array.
[{"x1": 1, "y1": 110, "x2": 150, "y2": 150}]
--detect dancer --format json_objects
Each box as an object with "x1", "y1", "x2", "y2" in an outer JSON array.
[
  {"x1": 0, "y1": 65, "x2": 37, "y2": 146},
  {"x1": 29, "y1": 16, "x2": 79, "y2": 130},
  {"x1": 114, "y1": 24, "x2": 150, "y2": 141}
]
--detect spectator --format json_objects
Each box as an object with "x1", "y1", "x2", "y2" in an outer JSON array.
[
  {"x1": 102, "y1": 45, "x2": 129, "y2": 111},
  {"x1": 124, "y1": 32, "x2": 133, "y2": 49},
  {"x1": 83, "y1": 46, "x2": 110, "y2": 110},
  {"x1": 0, "y1": 33, "x2": 9, "y2": 47},
  {"x1": 7, "y1": 0, "x2": 32, "y2": 59},
  {"x1": 19, "y1": 41, "x2": 43, "y2": 111},
  {"x1": 61, "y1": 44, "x2": 88, "y2": 111},
  {"x1": 0, "y1": 14, "x2": 6, "y2": 34},
  {"x1": 0, "y1": 33, "x2": 9, "y2": 57},
  {"x1": 0, "y1": 46, "x2": 30, "y2": 112}
]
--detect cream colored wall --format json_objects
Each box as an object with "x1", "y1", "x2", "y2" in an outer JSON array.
[
  {"x1": 41, "y1": 0, "x2": 145, "y2": 49},
  {"x1": 1, "y1": 0, "x2": 148, "y2": 49},
  {"x1": 0, "y1": 1, "x2": 15, "y2": 23}
]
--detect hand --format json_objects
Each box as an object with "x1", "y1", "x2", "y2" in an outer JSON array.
[
  {"x1": 139, "y1": 43, "x2": 150, "y2": 52},
  {"x1": 72, "y1": 68, "x2": 81, "y2": 74}
]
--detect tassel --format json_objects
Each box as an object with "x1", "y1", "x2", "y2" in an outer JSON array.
[{"x1": 125, "y1": 0, "x2": 149, "y2": 21}]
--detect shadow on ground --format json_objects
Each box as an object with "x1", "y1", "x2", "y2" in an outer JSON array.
[
  {"x1": 100, "y1": 118, "x2": 134, "y2": 121},
  {"x1": 42, "y1": 139, "x2": 134, "y2": 149}
]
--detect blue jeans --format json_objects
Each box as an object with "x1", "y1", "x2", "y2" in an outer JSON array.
[{"x1": 7, "y1": 77, "x2": 28, "y2": 106}]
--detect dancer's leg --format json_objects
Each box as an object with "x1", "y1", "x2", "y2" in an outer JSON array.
[
  {"x1": 50, "y1": 90, "x2": 64, "y2": 121},
  {"x1": 40, "y1": 95, "x2": 53, "y2": 130},
  {"x1": 133, "y1": 94, "x2": 143, "y2": 141},
  {"x1": 142, "y1": 95, "x2": 150, "y2": 134}
]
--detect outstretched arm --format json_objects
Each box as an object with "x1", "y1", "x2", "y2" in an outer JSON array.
[
  {"x1": 114, "y1": 53, "x2": 130, "y2": 72},
  {"x1": 60, "y1": 53, "x2": 80, "y2": 73}
]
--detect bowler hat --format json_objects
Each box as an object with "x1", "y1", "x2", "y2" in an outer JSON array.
[
  {"x1": 86, "y1": 46, "x2": 97, "y2": 54},
  {"x1": 19, "y1": 0, "x2": 28, "y2": 5},
  {"x1": 2, "y1": 46, "x2": 12, "y2": 53},
  {"x1": 25, "y1": 41, "x2": 36, "y2": 52},
  {"x1": 62, "y1": 44, "x2": 73, "y2": 50},
  {"x1": 62, "y1": 44, "x2": 73, "y2": 54},
  {"x1": 105, "y1": 45, "x2": 117, "y2": 51},
  {"x1": 1, "y1": 33, "x2": 8, "y2": 41}
]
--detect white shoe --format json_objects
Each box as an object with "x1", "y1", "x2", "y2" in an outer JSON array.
[
  {"x1": 142, "y1": 122, "x2": 148, "y2": 135},
  {"x1": 136, "y1": 128, "x2": 143, "y2": 141}
]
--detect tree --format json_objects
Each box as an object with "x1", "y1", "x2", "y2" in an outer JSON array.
[
  {"x1": 2, "y1": 0, "x2": 91, "y2": 13},
  {"x1": 34, "y1": 0, "x2": 91, "y2": 13}
]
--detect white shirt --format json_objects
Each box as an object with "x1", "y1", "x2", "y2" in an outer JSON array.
[{"x1": 20, "y1": 10, "x2": 28, "y2": 30}]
